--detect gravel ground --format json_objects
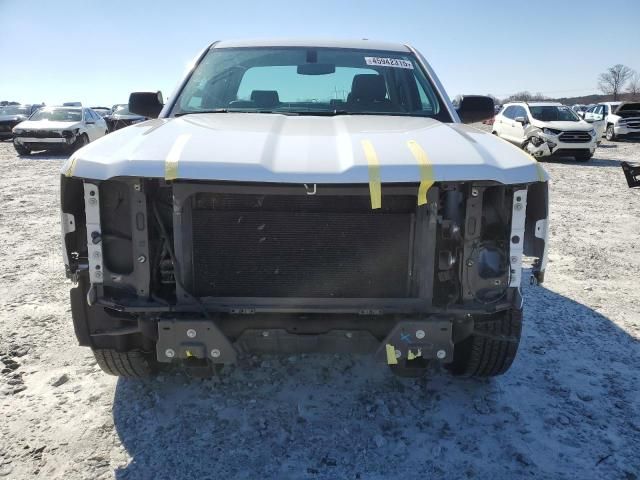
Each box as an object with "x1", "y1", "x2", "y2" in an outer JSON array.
[{"x1": 0, "y1": 133, "x2": 639, "y2": 480}]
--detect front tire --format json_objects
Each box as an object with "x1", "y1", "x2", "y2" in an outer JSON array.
[
  {"x1": 605, "y1": 125, "x2": 616, "y2": 141},
  {"x1": 69, "y1": 133, "x2": 89, "y2": 153},
  {"x1": 93, "y1": 349, "x2": 157, "y2": 378},
  {"x1": 447, "y1": 308, "x2": 522, "y2": 377},
  {"x1": 13, "y1": 142, "x2": 30, "y2": 156}
]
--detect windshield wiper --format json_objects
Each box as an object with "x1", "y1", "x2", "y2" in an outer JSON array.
[
  {"x1": 174, "y1": 109, "x2": 232, "y2": 117},
  {"x1": 295, "y1": 110, "x2": 427, "y2": 117},
  {"x1": 175, "y1": 109, "x2": 300, "y2": 117}
]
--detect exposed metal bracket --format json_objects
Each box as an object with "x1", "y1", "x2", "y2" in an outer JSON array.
[
  {"x1": 509, "y1": 189, "x2": 528, "y2": 288},
  {"x1": 130, "y1": 183, "x2": 151, "y2": 298},
  {"x1": 156, "y1": 319, "x2": 237, "y2": 364},
  {"x1": 461, "y1": 187, "x2": 484, "y2": 301},
  {"x1": 375, "y1": 318, "x2": 454, "y2": 364},
  {"x1": 83, "y1": 182, "x2": 103, "y2": 284}
]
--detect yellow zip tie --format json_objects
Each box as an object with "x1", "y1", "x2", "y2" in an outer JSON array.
[
  {"x1": 385, "y1": 344, "x2": 398, "y2": 365},
  {"x1": 361, "y1": 140, "x2": 381, "y2": 209},
  {"x1": 407, "y1": 140, "x2": 434, "y2": 206},
  {"x1": 165, "y1": 134, "x2": 191, "y2": 181},
  {"x1": 64, "y1": 154, "x2": 78, "y2": 178}
]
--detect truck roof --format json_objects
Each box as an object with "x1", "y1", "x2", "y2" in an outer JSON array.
[{"x1": 212, "y1": 38, "x2": 412, "y2": 52}]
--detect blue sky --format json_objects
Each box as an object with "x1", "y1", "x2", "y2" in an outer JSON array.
[{"x1": 1, "y1": 0, "x2": 639, "y2": 106}]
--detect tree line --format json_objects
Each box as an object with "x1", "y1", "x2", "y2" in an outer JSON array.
[{"x1": 482, "y1": 64, "x2": 639, "y2": 105}]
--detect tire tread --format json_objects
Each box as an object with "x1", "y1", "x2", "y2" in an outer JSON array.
[{"x1": 93, "y1": 349, "x2": 154, "y2": 378}]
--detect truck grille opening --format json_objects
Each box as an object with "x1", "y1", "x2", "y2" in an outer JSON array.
[{"x1": 188, "y1": 193, "x2": 415, "y2": 298}]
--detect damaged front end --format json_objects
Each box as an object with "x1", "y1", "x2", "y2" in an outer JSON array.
[
  {"x1": 60, "y1": 175, "x2": 549, "y2": 377},
  {"x1": 523, "y1": 127, "x2": 559, "y2": 158}
]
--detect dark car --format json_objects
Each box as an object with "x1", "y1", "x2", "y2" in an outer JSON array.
[
  {"x1": 104, "y1": 104, "x2": 146, "y2": 132},
  {"x1": 91, "y1": 107, "x2": 112, "y2": 118},
  {"x1": 0, "y1": 104, "x2": 43, "y2": 140}
]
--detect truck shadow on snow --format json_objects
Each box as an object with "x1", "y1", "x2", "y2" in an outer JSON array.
[{"x1": 111, "y1": 281, "x2": 640, "y2": 479}]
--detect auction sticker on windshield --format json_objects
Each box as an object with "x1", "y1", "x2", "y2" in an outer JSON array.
[{"x1": 365, "y1": 57, "x2": 414, "y2": 69}]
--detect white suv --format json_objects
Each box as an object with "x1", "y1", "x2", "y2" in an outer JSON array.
[
  {"x1": 584, "y1": 102, "x2": 640, "y2": 141},
  {"x1": 493, "y1": 102, "x2": 597, "y2": 161}
]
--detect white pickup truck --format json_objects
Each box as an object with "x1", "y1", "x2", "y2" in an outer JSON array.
[
  {"x1": 60, "y1": 39, "x2": 549, "y2": 380},
  {"x1": 584, "y1": 101, "x2": 640, "y2": 141}
]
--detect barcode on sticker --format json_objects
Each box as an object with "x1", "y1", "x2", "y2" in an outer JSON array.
[{"x1": 365, "y1": 57, "x2": 414, "y2": 69}]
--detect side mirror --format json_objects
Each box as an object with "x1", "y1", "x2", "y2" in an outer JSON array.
[
  {"x1": 129, "y1": 91, "x2": 164, "y2": 118},
  {"x1": 514, "y1": 116, "x2": 527, "y2": 124},
  {"x1": 456, "y1": 95, "x2": 495, "y2": 124}
]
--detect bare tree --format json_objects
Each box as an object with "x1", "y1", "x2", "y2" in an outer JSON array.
[
  {"x1": 598, "y1": 64, "x2": 634, "y2": 100},
  {"x1": 627, "y1": 72, "x2": 640, "y2": 99}
]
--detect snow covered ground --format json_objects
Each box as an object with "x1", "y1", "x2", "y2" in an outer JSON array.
[{"x1": 0, "y1": 134, "x2": 639, "y2": 480}]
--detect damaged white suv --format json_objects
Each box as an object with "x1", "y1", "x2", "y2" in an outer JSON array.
[
  {"x1": 493, "y1": 102, "x2": 597, "y2": 161},
  {"x1": 60, "y1": 39, "x2": 549, "y2": 379}
]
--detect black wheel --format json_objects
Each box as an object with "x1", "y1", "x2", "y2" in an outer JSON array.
[
  {"x1": 447, "y1": 307, "x2": 522, "y2": 377},
  {"x1": 93, "y1": 349, "x2": 157, "y2": 378},
  {"x1": 13, "y1": 142, "x2": 30, "y2": 156},
  {"x1": 605, "y1": 125, "x2": 616, "y2": 141},
  {"x1": 575, "y1": 152, "x2": 592, "y2": 162},
  {"x1": 69, "y1": 133, "x2": 89, "y2": 153}
]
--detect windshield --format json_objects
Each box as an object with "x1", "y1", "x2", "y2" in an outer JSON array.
[
  {"x1": 0, "y1": 105, "x2": 30, "y2": 116},
  {"x1": 113, "y1": 105, "x2": 132, "y2": 115},
  {"x1": 529, "y1": 106, "x2": 580, "y2": 122},
  {"x1": 172, "y1": 47, "x2": 446, "y2": 118},
  {"x1": 29, "y1": 108, "x2": 82, "y2": 122}
]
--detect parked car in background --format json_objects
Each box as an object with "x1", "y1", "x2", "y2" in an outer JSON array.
[
  {"x1": 12, "y1": 106, "x2": 107, "y2": 155},
  {"x1": 104, "y1": 104, "x2": 146, "y2": 131},
  {"x1": 91, "y1": 107, "x2": 112, "y2": 118},
  {"x1": 493, "y1": 102, "x2": 597, "y2": 161},
  {"x1": 0, "y1": 104, "x2": 43, "y2": 140},
  {"x1": 60, "y1": 39, "x2": 549, "y2": 380},
  {"x1": 571, "y1": 104, "x2": 587, "y2": 118},
  {"x1": 584, "y1": 101, "x2": 640, "y2": 141}
]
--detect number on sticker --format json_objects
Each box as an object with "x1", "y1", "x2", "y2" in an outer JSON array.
[{"x1": 364, "y1": 57, "x2": 414, "y2": 69}]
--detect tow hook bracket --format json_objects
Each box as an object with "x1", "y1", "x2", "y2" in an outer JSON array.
[
  {"x1": 156, "y1": 320, "x2": 237, "y2": 364},
  {"x1": 376, "y1": 319, "x2": 454, "y2": 365}
]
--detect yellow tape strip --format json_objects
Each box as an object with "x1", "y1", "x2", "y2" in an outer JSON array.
[
  {"x1": 407, "y1": 140, "x2": 434, "y2": 206},
  {"x1": 361, "y1": 140, "x2": 381, "y2": 209},
  {"x1": 165, "y1": 134, "x2": 191, "y2": 181},
  {"x1": 64, "y1": 154, "x2": 78, "y2": 178},
  {"x1": 385, "y1": 344, "x2": 398, "y2": 365},
  {"x1": 536, "y1": 163, "x2": 546, "y2": 182}
]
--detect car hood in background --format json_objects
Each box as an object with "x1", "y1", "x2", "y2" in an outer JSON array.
[
  {"x1": 16, "y1": 120, "x2": 82, "y2": 130},
  {"x1": 63, "y1": 113, "x2": 547, "y2": 184},
  {"x1": 531, "y1": 120, "x2": 593, "y2": 131},
  {"x1": 107, "y1": 114, "x2": 145, "y2": 121},
  {"x1": 0, "y1": 115, "x2": 28, "y2": 122}
]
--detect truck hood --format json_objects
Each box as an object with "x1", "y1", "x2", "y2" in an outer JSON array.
[
  {"x1": 63, "y1": 113, "x2": 547, "y2": 184},
  {"x1": 531, "y1": 120, "x2": 592, "y2": 131},
  {"x1": 17, "y1": 120, "x2": 81, "y2": 130},
  {"x1": 616, "y1": 102, "x2": 640, "y2": 113}
]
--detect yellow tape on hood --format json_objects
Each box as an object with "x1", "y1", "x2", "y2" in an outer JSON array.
[
  {"x1": 64, "y1": 154, "x2": 79, "y2": 178},
  {"x1": 407, "y1": 140, "x2": 434, "y2": 205},
  {"x1": 361, "y1": 140, "x2": 382, "y2": 209},
  {"x1": 165, "y1": 134, "x2": 192, "y2": 181}
]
